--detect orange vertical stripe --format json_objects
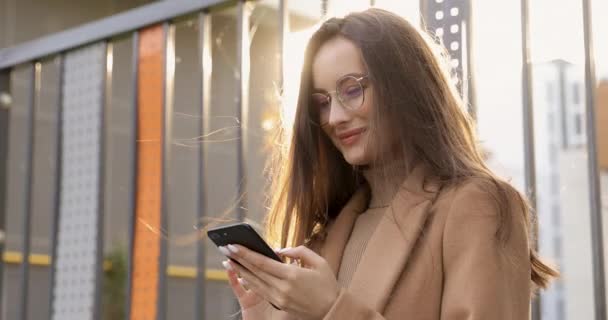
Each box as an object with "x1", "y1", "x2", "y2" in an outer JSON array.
[{"x1": 130, "y1": 25, "x2": 164, "y2": 320}]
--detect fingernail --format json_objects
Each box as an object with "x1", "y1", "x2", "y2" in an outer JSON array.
[
  {"x1": 227, "y1": 244, "x2": 239, "y2": 254},
  {"x1": 279, "y1": 247, "x2": 292, "y2": 253},
  {"x1": 218, "y1": 246, "x2": 231, "y2": 256},
  {"x1": 238, "y1": 277, "x2": 248, "y2": 286},
  {"x1": 222, "y1": 260, "x2": 233, "y2": 271}
]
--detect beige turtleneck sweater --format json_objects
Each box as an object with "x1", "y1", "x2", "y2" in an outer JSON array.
[{"x1": 336, "y1": 207, "x2": 386, "y2": 288}]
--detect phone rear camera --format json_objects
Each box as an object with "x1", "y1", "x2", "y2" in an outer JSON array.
[{"x1": 210, "y1": 233, "x2": 220, "y2": 240}]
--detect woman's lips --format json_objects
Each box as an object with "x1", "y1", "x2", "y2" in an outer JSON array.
[{"x1": 338, "y1": 128, "x2": 366, "y2": 146}]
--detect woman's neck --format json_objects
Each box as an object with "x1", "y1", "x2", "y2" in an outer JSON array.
[{"x1": 361, "y1": 161, "x2": 410, "y2": 208}]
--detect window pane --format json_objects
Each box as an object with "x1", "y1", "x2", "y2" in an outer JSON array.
[{"x1": 530, "y1": 1, "x2": 595, "y2": 319}]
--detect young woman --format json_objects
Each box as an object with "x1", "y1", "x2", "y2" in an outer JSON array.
[{"x1": 218, "y1": 8, "x2": 558, "y2": 320}]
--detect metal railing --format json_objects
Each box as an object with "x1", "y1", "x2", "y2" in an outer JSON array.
[{"x1": 0, "y1": 1, "x2": 263, "y2": 319}]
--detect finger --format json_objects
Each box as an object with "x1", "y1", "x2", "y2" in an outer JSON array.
[
  {"x1": 277, "y1": 247, "x2": 292, "y2": 253},
  {"x1": 228, "y1": 252, "x2": 285, "y2": 286},
  {"x1": 226, "y1": 268, "x2": 248, "y2": 298},
  {"x1": 279, "y1": 246, "x2": 324, "y2": 268},
  {"x1": 276, "y1": 247, "x2": 292, "y2": 263},
  {"x1": 229, "y1": 260, "x2": 282, "y2": 307},
  {"x1": 227, "y1": 244, "x2": 291, "y2": 279}
]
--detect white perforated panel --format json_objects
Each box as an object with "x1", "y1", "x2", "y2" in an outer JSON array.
[{"x1": 51, "y1": 43, "x2": 106, "y2": 320}]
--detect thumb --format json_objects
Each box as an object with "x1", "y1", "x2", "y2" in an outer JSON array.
[{"x1": 279, "y1": 245, "x2": 324, "y2": 268}]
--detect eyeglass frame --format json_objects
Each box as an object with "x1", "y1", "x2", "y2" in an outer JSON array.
[{"x1": 309, "y1": 73, "x2": 370, "y2": 125}]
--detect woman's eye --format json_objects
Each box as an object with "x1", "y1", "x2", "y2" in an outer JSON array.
[
  {"x1": 342, "y1": 86, "x2": 362, "y2": 99},
  {"x1": 312, "y1": 95, "x2": 330, "y2": 109}
]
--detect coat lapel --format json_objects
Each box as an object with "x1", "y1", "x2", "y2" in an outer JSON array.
[
  {"x1": 321, "y1": 186, "x2": 370, "y2": 275},
  {"x1": 342, "y1": 164, "x2": 439, "y2": 312}
]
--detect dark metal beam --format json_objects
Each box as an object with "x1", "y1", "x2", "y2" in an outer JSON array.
[
  {"x1": 519, "y1": 0, "x2": 540, "y2": 319},
  {"x1": 48, "y1": 55, "x2": 64, "y2": 320},
  {"x1": 0, "y1": 67, "x2": 11, "y2": 320},
  {"x1": 18, "y1": 62, "x2": 40, "y2": 320},
  {"x1": 157, "y1": 22, "x2": 175, "y2": 320},
  {"x1": 0, "y1": 0, "x2": 233, "y2": 69},
  {"x1": 92, "y1": 41, "x2": 111, "y2": 320},
  {"x1": 195, "y1": 10, "x2": 212, "y2": 320},
  {"x1": 125, "y1": 31, "x2": 140, "y2": 320},
  {"x1": 582, "y1": 0, "x2": 606, "y2": 319},
  {"x1": 236, "y1": 0, "x2": 251, "y2": 222},
  {"x1": 463, "y1": 1, "x2": 476, "y2": 120}
]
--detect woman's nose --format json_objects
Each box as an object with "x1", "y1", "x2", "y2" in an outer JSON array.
[{"x1": 327, "y1": 98, "x2": 350, "y2": 126}]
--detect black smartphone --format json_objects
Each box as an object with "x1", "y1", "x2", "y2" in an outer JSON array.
[{"x1": 207, "y1": 222, "x2": 282, "y2": 263}]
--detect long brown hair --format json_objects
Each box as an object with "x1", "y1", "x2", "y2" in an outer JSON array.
[{"x1": 264, "y1": 8, "x2": 558, "y2": 290}]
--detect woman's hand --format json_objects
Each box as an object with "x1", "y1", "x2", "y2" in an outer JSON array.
[
  {"x1": 226, "y1": 267, "x2": 263, "y2": 308},
  {"x1": 220, "y1": 245, "x2": 340, "y2": 320}
]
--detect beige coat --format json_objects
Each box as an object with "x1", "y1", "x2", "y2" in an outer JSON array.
[{"x1": 272, "y1": 165, "x2": 531, "y2": 320}]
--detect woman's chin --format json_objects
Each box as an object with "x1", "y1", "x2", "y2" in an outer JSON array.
[{"x1": 342, "y1": 152, "x2": 370, "y2": 167}]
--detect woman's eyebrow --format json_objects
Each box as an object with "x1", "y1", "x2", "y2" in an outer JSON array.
[
  {"x1": 312, "y1": 71, "x2": 367, "y2": 92},
  {"x1": 340, "y1": 71, "x2": 366, "y2": 77},
  {"x1": 331, "y1": 72, "x2": 366, "y2": 81}
]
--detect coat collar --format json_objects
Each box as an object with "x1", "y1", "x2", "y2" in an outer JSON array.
[{"x1": 321, "y1": 163, "x2": 440, "y2": 312}]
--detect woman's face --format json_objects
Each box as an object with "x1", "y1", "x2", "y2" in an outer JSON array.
[{"x1": 312, "y1": 36, "x2": 376, "y2": 166}]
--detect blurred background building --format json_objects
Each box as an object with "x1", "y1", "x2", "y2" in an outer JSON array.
[{"x1": 532, "y1": 60, "x2": 606, "y2": 320}]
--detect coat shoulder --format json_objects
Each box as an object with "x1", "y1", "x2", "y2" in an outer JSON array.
[
  {"x1": 428, "y1": 176, "x2": 529, "y2": 243},
  {"x1": 434, "y1": 177, "x2": 525, "y2": 217}
]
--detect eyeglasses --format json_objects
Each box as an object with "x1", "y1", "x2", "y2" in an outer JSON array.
[{"x1": 310, "y1": 74, "x2": 369, "y2": 126}]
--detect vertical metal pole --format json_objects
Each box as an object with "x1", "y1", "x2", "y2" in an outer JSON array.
[
  {"x1": 48, "y1": 55, "x2": 65, "y2": 320},
  {"x1": 0, "y1": 68, "x2": 11, "y2": 320},
  {"x1": 234, "y1": 2, "x2": 251, "y2": 314},
  {"x1": 195, "y1": 11, "x2": 212, "y2": 320},
  {"x1": 582, "y1": 0, "x2": 606, "y2": 319},
  {"x1": 369, "y1": 0, "x2": 375, "y2": 7},
  {"x1": 236, "y1": 1, "x2": 250, "y2": 222},
  {"x1": 92, "y1": 41, "x2": 111, "y2": 320},
  {"x1": 278, "y1": 0, "x2": 289, "y2": 91},
  {"x1": 157, "y1": 21, "x2": 175, "y2": 320},
  {"x1": 125, "y1": 31, "x2": 140, "y2": 320},
  {"x1": 18, "y1": 62, "x2": 40, "y2": 320},
  {"x1": 419, "y1": 0, "x2": 427, "y2": 30},
  {"x1": 463, "y1": 1, "x2": 476, "y2": 120},
  {"x1": 520, "y1": 0, "x2": 541, "y2": 319}
]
